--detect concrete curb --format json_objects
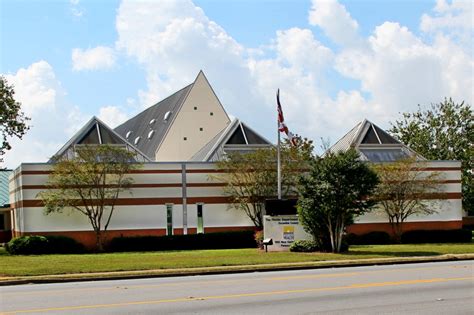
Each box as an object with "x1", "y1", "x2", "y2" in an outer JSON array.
[{"x1": 1, "y1": 253, "x2": 473, "y2": 286}]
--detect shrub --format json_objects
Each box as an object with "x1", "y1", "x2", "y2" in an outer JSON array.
[
  {"x1": 347, "y1": 231, "x2": 392, "y2": 245},
  {"x1": 401, "y1": 229, "x2": 472, "y2": 244},
  {"x1": 44, "y1": 235, "x2": 85, "y2": 254},
  {"x1": 5, "y1": 235, "x2": 85, "y2": 255},
  {"x1": 254, "y1": 230, "x2": 264, "y2": 249},
  {"x1": 108, "y1": 231, "x2": 256, "y2": 252},
  {"x1": 6, "y1": 236, "x2": 49, "y2": 255},
  {"x1": 290, "y1": 240, "x2": 319, "y2": 252}
]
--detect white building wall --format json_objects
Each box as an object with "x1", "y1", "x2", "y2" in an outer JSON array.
[{"x1": 9, "y1": 160, "x2": 462, "y2": 236}]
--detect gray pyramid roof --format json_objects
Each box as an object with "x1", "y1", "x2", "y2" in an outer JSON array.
[
  {"x1": 191, "y1": 118, "x2": 272, "y2": 161},
  {"x1": 114, "y1": 84, "x2": 193, "y2": 160},
  {"x1": 50, "y1": 117, "x2": 150, "y2": 162},
  {"x1": 327, "y1": 119, "x2": 424, "y2": 162}
]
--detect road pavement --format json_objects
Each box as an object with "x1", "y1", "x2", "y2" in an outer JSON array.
[{"x1": 1, "y1": 261, "x2": 473, "y2": 314}]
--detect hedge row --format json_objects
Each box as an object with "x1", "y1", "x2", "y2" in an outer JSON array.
[
  {"x1": 108, "y1": 231, "x2": 256, "y2": 252},
  {"x1": 346, "y1": 231, "x2": 392, "y2": 245},
  {"x1": 401, "y1": 229, "x2": 472, "y2": 244},
  {"x1": 6, "y1": 235, "x2": 85, "y2": 255},
  {"x1": 346, "y1": 229, "x2": 471, "y2": 245}
]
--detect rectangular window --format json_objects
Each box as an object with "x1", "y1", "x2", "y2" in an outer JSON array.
[
  {"x1": 0, "y1": 214, "x2": 4, "y2": 231},
  {"x1": 166, "y1": 204, "x2": 173, "y2": 236},
  {"x1": 197, "y1": 204, "x2": 204, "y2": 234}
]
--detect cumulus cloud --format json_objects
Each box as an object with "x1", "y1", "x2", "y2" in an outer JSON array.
[
  {"x1": 428, "y1": 0, "x2": 472, "y2": 30},
  {"x1": 72, "y1": 46, "x2": 116, "y2": 71},
  {"x1": 98, "y1": 106, "x2": 129, "y2": 128},
  {"x1": 308, "y1": 0, "x2": 363, "y2": 47},
  {"x1": 2, "y1": 61, "x2": 88, "y2": 168},
  {"x1": 111, "y1": 0, "x2": 472, "y2": 150}
]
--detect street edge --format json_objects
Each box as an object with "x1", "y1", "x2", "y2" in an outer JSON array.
[{"x1": 1, "y1": 253, "x2": 473, "y2": 286}]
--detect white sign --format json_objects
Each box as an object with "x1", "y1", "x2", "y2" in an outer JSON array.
[{"x1": 263, "y1": 215, "x2": 312, "y2": 251}]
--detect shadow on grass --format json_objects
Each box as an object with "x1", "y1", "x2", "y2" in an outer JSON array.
[{"x1": 346, "y1": 250, "x2": 440, "y2": 257}]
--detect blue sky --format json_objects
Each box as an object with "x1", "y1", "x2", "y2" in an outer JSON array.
[{"x1": 1, "y1": 0, "x2": 472, "y2": 167}]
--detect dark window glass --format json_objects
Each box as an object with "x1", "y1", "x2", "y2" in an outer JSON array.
[
  {"x1": 361, "y1": 126, "x2": 380, "y2": 144},
  {"x1": 360, "y1": 149, "x2": 409, "y2": 162},
  {"x1": 226, "y1": 127, "x2": 246, "y2": 144}
]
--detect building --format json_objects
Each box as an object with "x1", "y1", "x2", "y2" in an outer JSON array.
[
  {"x1": 6, "y1": 72, "x2": 463, "y2": 247},
  {"x1": 8, "y1": 72, "x2": 272, "y2": 247},
  {"x1": 327, "y1": 119, "x2": 463, "y2": 235}
]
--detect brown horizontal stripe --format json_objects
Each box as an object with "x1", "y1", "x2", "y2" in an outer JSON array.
[
  {"x1": 413, "y1": 167, "x2": 461, "y2": 171},
  {"x1": 12, "y1": 193, "x2": 461, "y2": 209},
  {"x1": 376, "y1": 192, "x2": 461, "y2": 200},
  {"x1": 13, "y1": 196, "x2": 233, "y2": 208},
  {"x1": 9, "y1": 166, "x2": 460, "y2": 183},
  {"x1": 129, "y1": 169, "x2": 181, "y2": 174},
  {"x1": 10, "y1": 182, "x2": 227, "y2": 194}
]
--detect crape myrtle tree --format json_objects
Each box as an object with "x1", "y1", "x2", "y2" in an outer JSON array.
[
  {"x1": 390, "y1": 99, "x2": 473, "y2": 214},
  {"x1": 297, "y1": 149, "x2": 379, "y2": 253},
  {"x1": 0, "y1": 76, "x2": 30, "y2": 162},
  {"x1": 39, "y1": 145, "x2": 141, "y2": 251},
  {"x1": 374, "y1": 157, "x2": 442, "y2": 242},
  {"x1": 214, "y1": 137, "x2": 313, "y2": 229}
]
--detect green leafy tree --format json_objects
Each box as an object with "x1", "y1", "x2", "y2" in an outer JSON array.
[
  {"x1": 214, "y1": 137, "x2": 313, "y2": 229},
  {"x1": 390, "y1": 98, "x2": 473, "y2": 214},
  {"x1": 38, "y1": 145, "x2": 141, "y2": 251},
  {"x1": 0, "y1": 76, "x2": 30, "y2": 162},
  {"x1": 297, "y1": 149, "x2": 379, "y2": 253},
  {"x1": 374, "y1": 157, "x2": 442, "y2": 242}
]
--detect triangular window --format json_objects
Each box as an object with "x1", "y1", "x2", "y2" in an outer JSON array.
[
  {"x1": 242, "y1": 125, "x2": 269, "y2": 144},
  {"x1": 226, "y1": 126, "x2": 246, "y2": 144},
  {"x1": 361, "y1": 126, "x2": 380, "y2": 144}
]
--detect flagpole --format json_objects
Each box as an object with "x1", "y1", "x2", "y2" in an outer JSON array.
[{"x1": 277, "y1": 96, "x2": 282, "y2": 200}]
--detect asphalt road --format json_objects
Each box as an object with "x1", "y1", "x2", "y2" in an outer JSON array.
[{"x1": 1, "y1": 261, "x2": 473, "y2": 314}]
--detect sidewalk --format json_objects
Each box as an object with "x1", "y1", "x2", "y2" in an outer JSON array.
[{"x1": 2, "y1": 253, "x2": 473, "y2": 286}]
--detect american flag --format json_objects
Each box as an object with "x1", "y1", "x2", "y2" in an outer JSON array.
[{"x1": 277, "y1": 89, "x2": 297, "y2": 146}]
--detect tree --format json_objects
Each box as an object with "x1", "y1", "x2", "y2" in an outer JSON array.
[
  {"x1": 38, "y1": 145, "x2": 141, "y2": 251},
  {"x1": 297, "y1": 149, "x2": 379, "y2": 253},
  {"x1": 374, "y1": 157, "x2": 442, "y2": 242},
  {"x1": 390, "y1": 98, "x2": 473, "y2": 214},
  {"x1": 214, "y1": 137, "x2": 313, "y2": 229},
  {"x1": 0, "y1": 76, "x2": 30, "y2": 162}
]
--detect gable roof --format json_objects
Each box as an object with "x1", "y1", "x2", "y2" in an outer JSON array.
[
  {"x1": 114, "y1": 83, "x2": 193, "y2": 160},
  {"x1": 50, "y1": 116, "x2": 150, "y2": 162},
  {"x1": 327, "y1": 119, "x2": 424, "y2": 162},
  {"x1": 190, "y1": 118, "x2": 272, "y2": 161},
  {"x1": 0, "y1": 170, "x2": 12, "y2": 207}
]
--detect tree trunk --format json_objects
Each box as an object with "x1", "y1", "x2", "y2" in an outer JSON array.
[
  {"x1": 391, "y1": 221, "x2": 403, "y2": 244},
  {"x1": 95, "y1": 230, "x2": 103, "y2": 252}
]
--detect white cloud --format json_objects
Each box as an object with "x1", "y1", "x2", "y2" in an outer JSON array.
[
  {"x1": 2, "y1": 61, "x2": 88, "y2": 168},
  {"x1": 72, "y1": 46, "x2": 116, "y2": 71},
  {"x1": 98, "y1": 106, "x2": 128, "y2": 128},
  {"x1": 70, "y1": 0, "x2": 84, "y2": 18},
  {"x1": 308, "y1": 0, "x2": 363, "y2": 47},
  {"x1": 421, "y1": 0, "x2": 473, "y2": 38},
  {"x1": 112, "y1": 0, "x2": 472, "y2": 152}
]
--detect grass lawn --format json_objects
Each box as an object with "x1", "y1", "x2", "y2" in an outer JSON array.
[{"x1": 1, "y1": 243, "x2": 473, "y2": 277}]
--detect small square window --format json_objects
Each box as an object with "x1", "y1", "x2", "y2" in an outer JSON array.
[
  {"x1": 199, "y1": 127, "x2": 203, "y2": 131},
  {"x1": 194, "y1": 106, "x2": 197, "y2": 110},
  {"x1": 210, "y1": 112, "x2": 213, "y2": 116},
  {"x1": 183, "y1": 137, "x2": 187, "y2": 141}
]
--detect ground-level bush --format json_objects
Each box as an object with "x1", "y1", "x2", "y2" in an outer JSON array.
[
  {"x1": 254, "y1": 230, "x2": 264, "y2": 249},
  {"x1": 290, "y1": 240, "x2": 319, "y2": 252},
  {"x1": 347, "y1": 231, "x2": 392, "y2": 245},
  {"x1": 5, "y1": 235, "x2": 85, "y2": 255},
  {"x1": 401, "y1": 229, "x2": 472, "y2": 244},
  {"x1": 108, "y1": 231, "x2": 256, "y2": 252}
]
